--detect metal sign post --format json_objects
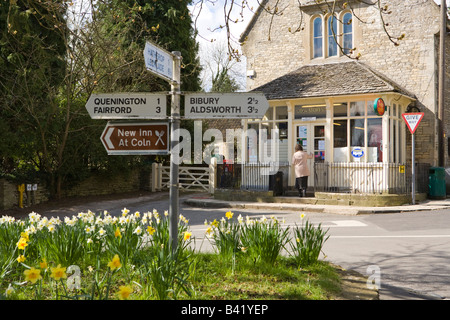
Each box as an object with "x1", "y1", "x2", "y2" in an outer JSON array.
[{"x1": 169, "y1": 52, "x2": 181, "y2": 252}]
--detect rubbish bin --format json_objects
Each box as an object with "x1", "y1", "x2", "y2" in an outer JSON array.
[
  {"x1": 271, "y1": 171, "x2": 284, "y2": 196},
  {"x1": 429, "y1": 167, "x2": 446, "y2": 199}
]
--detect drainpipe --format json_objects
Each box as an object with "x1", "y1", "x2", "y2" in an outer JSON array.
[{"x1": 438, "y1": 0, "x2": 447, "y2": 167}]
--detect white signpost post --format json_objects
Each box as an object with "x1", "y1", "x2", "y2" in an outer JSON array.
[
  {"x1": 143, "y1": 41, "x2": 181, "y2": 252},
  {"x1": 402, "y1": 112, "x2": 425, "y2": 205},
  {"x1": 85, "y1": 92, "x2": 167, "y2": 119},
  {"x1": 184, "y1": 92, "x2": 269, "y2": 119}
]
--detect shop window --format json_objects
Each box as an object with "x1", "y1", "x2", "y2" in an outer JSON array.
[
  {"x1": 367, "y1": 118, "x2": 383, "y2": 162},
  {"x1": 333, "y1": 120, "x2": 348, "y2": 162},
  {"x1": 350, "y1": 101, "x2": 365, "y2": 116}
]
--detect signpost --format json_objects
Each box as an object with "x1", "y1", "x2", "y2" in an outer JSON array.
[
  {"x1": 402, "y1": 112, "x2": 425, "y2": 204},
  {"x1": 184, "y1": 92, "x2": 269, "y2": 119},
  {"x1": 143, "y1": 41, "x2": 174, "y2": 83},
  {"x1": 86, "y1": 40, "x2": 270, "y2": 253},
  {"x1": 100, "y1": 122, "x2": 169, "y2": 155},
  {"x1": 86, "y1": 93, "x2": 167, "y2": 119}
]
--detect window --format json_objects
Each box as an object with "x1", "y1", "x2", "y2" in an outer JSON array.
[
  {"x1": 333, "y1": 100, "x2": 385, "y2": 163},
  {"x1": 311, "y1": 12, "x2": 353, "y2": 59},
  {"x1": 328, "y1": 16, "x2": 338, "y2": 57},
  {"x1": 247, "y1": 106, "x2": 290, "y2": 162},
  {"x1": 342, "y1": 12, "x2": 353, "y2": 54},
  {"x1": 313, "y1": 17, "x2": 323, "y2": 58}
]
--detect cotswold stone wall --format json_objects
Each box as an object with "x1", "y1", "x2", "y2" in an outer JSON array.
[
  {"x1": 0, "y1": 179, "x2": 49, "y2": 211},
  {"x1": 0, "y1": 169, "x2": 143, "y2": 212},
  {"x1": 241, "y1": 0, "x2": 447, "y2": 165}
]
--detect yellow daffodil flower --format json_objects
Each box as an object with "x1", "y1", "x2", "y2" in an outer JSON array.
[
  {"x1": 39, "y1": 258, "x2": 48, "y2": 269},
  {"x1": 183, "y1": 231, "x2": 192, "y2": 241},
  {"x1": 16, "y1": 237, "x2": 28, "y2": 250},
  {"x1": 107, "y1": 254, "x2": 122, "y2": 271},
  {"x1": 117, "y1": 285, "x2": 133, "y2": 300},
  {"x1": 24, "y1": 267, "x2": 41, "y2": 284},
  {"x1": 50, "y1": 264, "x2": 67, "y2": 281}
]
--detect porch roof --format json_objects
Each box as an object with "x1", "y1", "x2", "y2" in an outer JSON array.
[{"x1": 252, "y1": 61, "x2": 417, "y2": 101}]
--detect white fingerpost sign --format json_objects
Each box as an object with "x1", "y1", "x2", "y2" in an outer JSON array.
[
  {"x1": 184, "y1": 92, "x2": 269, "y2": 119},
  {"x1": 85, "y1": 93, "x2": 167, "y2": 119},
  {"x1": 143, "y1": 41, "x2": 174, "y2": 82}
]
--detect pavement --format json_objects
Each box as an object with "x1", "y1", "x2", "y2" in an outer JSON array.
[{"x1": 183, "y1": 194, "x2": 450, "y2": 215}]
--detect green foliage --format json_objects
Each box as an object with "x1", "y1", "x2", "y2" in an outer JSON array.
[
  {"x1": 289, "y1": 218, "x2": 330, "y2": 267},
  {"x1": 0, "y1": 0, "x2": 202, "y2": 197}
]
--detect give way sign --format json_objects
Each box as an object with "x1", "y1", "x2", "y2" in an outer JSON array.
[{"x1": 402, "y1": 113, "x2": 424, "y2": 134}]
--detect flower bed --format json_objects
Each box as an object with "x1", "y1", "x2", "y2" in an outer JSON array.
[{"x1": 0, "y1": 209, "x2": 331, "y2": 300}]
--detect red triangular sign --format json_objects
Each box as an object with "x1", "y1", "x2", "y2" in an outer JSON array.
[{"x1": 402, "y1": 113, "x2": 424, "y2": 134}]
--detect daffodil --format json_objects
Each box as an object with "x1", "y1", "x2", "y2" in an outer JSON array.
[
  {"x1": 121, "y1": 208, "x2": 130, "y2": 216},
  {"x1": 5, "y1": 284, "x2": 15, "y2": 297},
  {"x1": 225, "y1": 211, "x2": 234, "y2": 220},
  {"x1": 183, "y1": 231, "x2": 192, "y2": 241},
  {"x1": 147, "y1": 226, "x2": 156, "y2": 235},
  {"x1": 134, "y1": 226, "x2": 142, "y2": 235},
  {"x1": 50, "y1": 264, "x2": 67, "y2": 281},
  {"x1": 107, "y1": 254, "x2": 122, "y2": 271},
  {"x1": 17, "y1": 255, "x2": 26, "y2": 263},
  {"x1": 114, "y1": 227, "x2": 122, "y2": 238},
  {"x1": 117, "y1": 285, "x2": 133, "y2": 300},
  {"x1": 24, "y1": 267, "x2": 41, "y2": 284},
  {"x1": 16, "y1": 237, "x2": 28, "y2": 250},
  {"x1": 39, "y1": 258, "x2": 48, "y2": 269}
]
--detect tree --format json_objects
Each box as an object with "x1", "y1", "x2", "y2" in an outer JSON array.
[
  {"x1": 203, "y1": 41, "x2": 244, "y2": 92},
  {"x1": 0, "y1": 0, "x2": 202, "y2": 197}
]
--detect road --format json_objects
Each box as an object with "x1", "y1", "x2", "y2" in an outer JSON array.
[{"x1": 5, "y1": 191, "x2": 450, "y2": 300}]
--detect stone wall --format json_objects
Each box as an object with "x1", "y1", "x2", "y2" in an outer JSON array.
[
  {"x1": 0, "y1": 169, "x2": 144, "y2": 211},
  {"x1": 241, "y1": 0, "x2": 447, "y2": 165},
  {"x1": 0, "y1": 179, "x2": 49, "y2": 210}
]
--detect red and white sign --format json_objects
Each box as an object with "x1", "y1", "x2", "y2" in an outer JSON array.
[
  {"x1": 402, "y1": 113, "x2": 424, "y2": 134},
  {"x1": 101, "y1": 122, "x2": 169, "y2": 155}
]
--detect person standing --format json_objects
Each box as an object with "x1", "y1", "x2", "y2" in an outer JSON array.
[{"x1": 292, "y1": 143, "x2": 314, "y2": 197}]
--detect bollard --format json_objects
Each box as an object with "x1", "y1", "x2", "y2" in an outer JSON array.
[{"x1": 17, "y1": 184, "x2": 25, "y2": 208}]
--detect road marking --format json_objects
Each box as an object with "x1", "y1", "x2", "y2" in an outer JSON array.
[
  {"x1": 324, "y1": 220, "x2": 368, "y2": 227},
  {"x1": 331, "y1": 235, "x2": 450, "y2": 239}
]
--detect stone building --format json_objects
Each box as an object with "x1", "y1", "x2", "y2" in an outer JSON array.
[{"x1": 238, "y1": 0, "x2": 450, "y2": 193}]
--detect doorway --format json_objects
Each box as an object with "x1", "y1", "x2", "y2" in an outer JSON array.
[{"x1": 294, "y1": 123, "x2": 326, "y2": 186}]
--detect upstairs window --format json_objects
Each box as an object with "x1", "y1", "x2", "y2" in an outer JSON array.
[
  {"x1": 343, "y1": 12, "x2": 353, "y2": 54},
  {"x1": 313, "y1": 17, "x2": 323, "y2": 58},
  {"x1": 311, "y1": 12, "x2": 353, "y2": 59},
  {"x1": 327, "y1": 16, "x2": 338, "y2": 57}
]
